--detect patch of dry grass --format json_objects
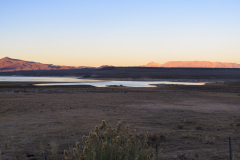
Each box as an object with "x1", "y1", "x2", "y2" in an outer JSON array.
[
  {"x1": 64, "y1": 120, "x2": 156, "y2": 160},
  {"x1": 50, "y1": 141, "x2": 58, "y2": 156}
]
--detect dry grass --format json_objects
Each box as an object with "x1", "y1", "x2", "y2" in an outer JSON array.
[
  {"x1": 39, "y1": 134, "x2": 47, "y2": 155},
  {"x1": 11, "y1": 147, "x2": 17, "y2": 160},
  {"x1": 202, "y1": 134, "x2": 215, "y2": 144},
  {"x1": 64, "y1": 120, "x2": 156, "y2": 160},
  {"x1": 50, "y1": 141, "x2": 58, "y2": 156},
  {"x1": 0, "y1": 85, "x2": 240, "y2": 159},
  {"x1": 4, "y1": 140, "x2": 9, "y2": 150}
]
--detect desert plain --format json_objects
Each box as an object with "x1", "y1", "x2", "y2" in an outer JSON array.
[{"x1": 0, "y1": 79, "x2": 240, "y2": 160}]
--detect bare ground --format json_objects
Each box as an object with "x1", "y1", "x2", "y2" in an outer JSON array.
[{"x1": 0, "y1": 83, "x2": 240, "y2": 160}]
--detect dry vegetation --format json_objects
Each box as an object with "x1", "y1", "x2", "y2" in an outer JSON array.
[
  {"x1": 64, "y1": 120, "x2": 155, "y2": 160},
  {"x1": 0, "y1": 82, "x2": 240, "y2": 160}
]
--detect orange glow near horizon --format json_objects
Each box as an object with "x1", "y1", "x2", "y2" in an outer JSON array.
[{"x1": 1, "y1": 1, "x2": 240, "y2": 67}]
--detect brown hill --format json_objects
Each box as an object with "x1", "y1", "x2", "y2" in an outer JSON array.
[
  {"x1": 144, "y1": 61, "x2": 240, "y2": 68},
  {"x1": 162, "y1": 61, "x2": 240, "y2": 68},
  {"x1": 145, "y1": 62, "x2": 162, "y2": 67},
  {"x1": 0, "y1": 57, "x2": 88, "y2": 72}
]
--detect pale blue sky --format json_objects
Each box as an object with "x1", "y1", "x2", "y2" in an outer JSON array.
[{"x1": 0, "y1": 0, "x2": 239, "y2": 66}]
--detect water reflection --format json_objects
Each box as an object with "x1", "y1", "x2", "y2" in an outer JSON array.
[
  {"x1": 0, "y1": 76, "x2": 102, "y2": 82},
  {"x1": 0, "y1": 76, "x2": 206, "y2": 87},
  {"x1": 34, "y1": 81, "x2": 206, "y2": 87}
]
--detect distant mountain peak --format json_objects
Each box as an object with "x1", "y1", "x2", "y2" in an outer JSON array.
[
  {"x1": 2, "y1": 57, "x2": 11, "y2": 60},
  {"x1": 1, "y1": 57, "x2": 20, "y2": 61},
  {"x1": 145, "y1": 62, "x2": 162, "y2": 67}
]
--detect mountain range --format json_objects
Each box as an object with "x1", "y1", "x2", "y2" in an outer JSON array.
[
  {"x1": 0, "y1": 57, "x2": 240, "y2": 72},
  {"x1": 0, "y1": 57, "x2": 89, "y2": 72},
  {"x1": 144, "y1": 61, "x2": 240, "y2": 68}
]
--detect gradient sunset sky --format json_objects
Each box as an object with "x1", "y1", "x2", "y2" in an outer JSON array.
[{"x1": 1, "y1": 0, "x2": 239, "y2": 67}]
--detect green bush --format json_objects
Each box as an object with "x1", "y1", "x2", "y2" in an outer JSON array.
[{"x1": 64, "y1": 120, "x2": 155, "y2": 160}]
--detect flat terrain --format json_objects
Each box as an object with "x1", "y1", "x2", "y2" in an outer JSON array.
[{"x1": 0, "y1": 82, "x2": 240, "y2": 160}]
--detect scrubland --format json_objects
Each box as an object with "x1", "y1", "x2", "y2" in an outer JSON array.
[{"x1": 0, "y1": 82, "x2": 240, "y2": 160}]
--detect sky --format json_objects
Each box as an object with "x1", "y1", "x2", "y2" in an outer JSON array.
[{"x1": 0, "y1": 0, "x2": 240, "y2": 67}]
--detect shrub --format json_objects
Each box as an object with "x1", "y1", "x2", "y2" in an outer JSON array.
[
  {"x1": 64, "y1": 120, "x2": 155, "y2": 160},
  {"x1": 149, "y1": 132, "x2": 158, "y2": 142},
  {"x1": 177, "y1": 124, "x2": 184, "y2": 129},
  {"x1": 50, "y1": 141, "x2": 58, "y2": 155},
  {"x1": 195, "y1": 125, "x2": 203, "y2": 130},
  {"x1": 202, "y1": 134, "x2": 215, "y2": 144},
  {"x1": 182, "y1": 132, "x2": 193, "y2": 139},
  {"x1": 4, "y1": 140, "x2": 9, "y2": 150}
]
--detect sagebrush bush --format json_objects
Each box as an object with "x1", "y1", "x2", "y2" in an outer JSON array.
[
  {"x1": 50, "y1": 141, "x2": 58, "y2": 155},
  {"x1": 64, "y1": 120, "x2": 155, "y2": 160}
]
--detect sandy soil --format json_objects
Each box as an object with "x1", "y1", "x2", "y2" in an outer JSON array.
[{"x1": 0, "y1": 83, "x2": 240, "y2": 160}]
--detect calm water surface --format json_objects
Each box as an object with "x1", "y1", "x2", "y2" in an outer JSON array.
[{"x1": 0, "y1": 76, "x2": 206, "y2": 87}]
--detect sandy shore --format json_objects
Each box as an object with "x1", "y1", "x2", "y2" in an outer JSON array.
[{"x1": 0, "y1": 82, "x2": 240, "y2": 160}]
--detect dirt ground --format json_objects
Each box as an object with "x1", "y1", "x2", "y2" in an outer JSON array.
[{"x1": 0, "y1": 82, "x2": 240, "y2": 160}]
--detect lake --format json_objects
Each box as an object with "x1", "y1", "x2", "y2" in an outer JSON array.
[{"x1": 0, "y1": 76, "x2": 207, "y2": 87}]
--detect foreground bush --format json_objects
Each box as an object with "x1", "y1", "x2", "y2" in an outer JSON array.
[{"x1": 64, "y1": 120, "x2": 155, "y2": 160}]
